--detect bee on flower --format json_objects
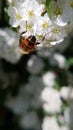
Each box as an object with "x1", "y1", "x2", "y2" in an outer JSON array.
[{"x1": 7, "y1": 0, "x2": 73, "y2": 54}]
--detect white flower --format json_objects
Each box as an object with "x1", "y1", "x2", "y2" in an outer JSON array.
[
  {"x1": 22, "y1": 0, "x2": 45, "y2": 21},
  {"x1": 5, "y1": 96, "x2": 29, "y2": 115},
  {"x1": 50, "y1": 0, "x2": 73, "y2": 29},
  {"x1": 7, "y1": 0, "x2": 73, "y2": 49},
  {"x1": 53, "y1": 53, "x2": 66, "y2": 68},
  {"x1": 35, "y1": 14, "x2": 52, "y2": 36},
  {"x1": 55, "y1": 16, "x2": 68, "y2": 27},
  {"x1": 41, "y1": 87, "x2": 62, "y2": 113},
  {"x1": 19, "y1": 75, "x2": 44, "y2": 108},
  {"x1": 42, "y1": 116, "x2": 60, "y2": 130},
  {"x1": 42, "y1": 71, "x2": 56, "y2": 87},
  {"x1": 27, "y1": 55, "x2": 44, "y2": 74},
  {"x1": 60, "y1": 86, "x2": 71, "y2": 101},
  {"x1": 19, "y1": 20, "x2": 36, "y2": 35},
  {"x1": 5, "y1": 75, "x2": 44, "y2": 114},
  {"x1": 8, "y1": 5, "x2": 26, "y2": 27},
  {"x1": 28, "y1": 75, "x2": 44, "y2": 91},
  {"x1": 50, "y1": 0, "x2": 68, "y2": 26},
  {"x1": 0, "y1": 28, "x2": 21, "y2": 63},
  {"x1": 8, "y1": 0, "x2": 45, "y2": 27},
  {"x1": 20, "y1": 112, "x2": 40, "y2": 129},
  {"x1": 44, "y1": 24, "x2": 67, "y2": 45}
]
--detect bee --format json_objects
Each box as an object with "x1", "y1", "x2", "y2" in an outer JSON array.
[{"x1": 19, "y1": 31, "x2": 40, "y2": 54}]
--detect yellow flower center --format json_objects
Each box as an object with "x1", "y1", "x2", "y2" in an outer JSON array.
[
  {"x1": 16, "y1": 14, "x2": 22, "y2": 20},
  {"x1": 42, "y1": 22, "x2": 49, "y2": 29},
  {"x1": 54, "y1": 7, "x2": 62, "y2": 16},
  {"x1": 52, "y1": 28, "x2": 60, "y2": 34},
  {"x1": 26, "y1": 24, "x2": 32, "y2": 30},
  {"x1": 28, "y1": 10, "x2": 34, "y2": 18},
  {"x1": 37, "y1": 35, "x2": 43, "y2": 40}
]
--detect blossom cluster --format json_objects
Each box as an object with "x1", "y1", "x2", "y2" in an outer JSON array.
[
  {"x1": 7, "y1": 0, "x2": 73, "y2": 48},
  {"x1": 3, "y1": 46, "x2": 72, "y2": 130},
  {"x1": 3, "y1": 1, "x2": 73, "y2": 130}
]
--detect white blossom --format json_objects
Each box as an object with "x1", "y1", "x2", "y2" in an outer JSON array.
[
  {"x1": 42, "y1": 116, "x2": 60, "y2": 130},
  {"x1": 35, "y1": 14, "x2": 52, "y2": 36},
  {"x1": 19, "y1": 75, "x2": 44, "y2": 108},
  {"x1": 60, "y1": 86, "x2": 71, "y2": 100},
  {"x1": 22, "y1": 0, "x2": 45, "y2": 21},
  {"x1": 8, "y1": 5, "x2": 26, "y2": 27},
  {"x1": 53, "y1": 53, "x2": 66, "y2": 68},
  {"x1": 42, "y1": 71, "x2": 56, "y2": 87},
  {"x1": 5, "y1": 75, "x2": 44, "y2": 114},
  {"x1": 50, "y1": 0, "x2": 73, "y2": 26},
  {"x1": 19, "y1": 20, "x2": 35, "y2": 34},
  {"x1": 8, "y1": 0, "x2": 45, "y2": 28},
  {"x1": 44, "y1": 24, "x2": 67, "y2": 45},
  {"x1": 0, "y1": 28, "x2": 22, "y2": 63},
  {"x1": 27, "y1": 55, "x2": 44, "y2": 74},
  {"x1": 50, "y1": 0, "x2": 73, "y2": 37},
  {"x1": 20, "y1": 112, "x2": 41, "y2": 129},
  {"x1": 5, "y1": 96, "x2": 29, "y2": 115},
  {"x1": 7, "y1": 0, "x2": 73, "y2": 49},
  {"x1": 41, "y1": 87, "x2": 62, "y2": 113}
]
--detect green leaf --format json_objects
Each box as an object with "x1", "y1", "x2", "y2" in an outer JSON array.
[
  {"x1": 68, "y1": 58, "x2": 73, "y2": 65},
  {"x1": 46, "y1": 0, "x2": 51, "y2": 16},
  {"x1": 4, "y1": 7, "x2": 10, "y2": 25},
  {"x1": 46, "y1": 0, "x2": 51, "y2": 6},
  {"x1": 54, "y1": 81, "x2": 60, "y2": 90},
  {"x1": 65, "y1": 57, "x2": 73, "y2": 69}
]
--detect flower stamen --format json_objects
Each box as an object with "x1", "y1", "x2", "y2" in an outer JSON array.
[
  {"x1": 54, "y1": 7, "x2": 62, "y2": 16},
  {"x1": 52, "y1": 28, "x2": 60, "y2": 34},
  {"x1": 26, "y1": 24, "x2": 32, "y2": 30},
  {"x1": 16, "y1": 14, "x2": 22, "y2": 20},
  {"x1": 28, "y1": 10, "x2": 34, "y2": 18},
  {"x1": 42, "y1": 22, "x2": 49, "y2": 29}
]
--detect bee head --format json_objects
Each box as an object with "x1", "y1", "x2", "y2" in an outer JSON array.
[{"x1": 28, "y1": 35, "x2": 36, "y2": 43}]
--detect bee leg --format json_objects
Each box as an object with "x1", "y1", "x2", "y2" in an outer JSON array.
[{"x1": 20, "y1": 31, "x2": 27, "y2": 36}]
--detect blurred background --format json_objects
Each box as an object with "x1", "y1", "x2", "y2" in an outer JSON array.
[{"x1": 0, "y1": 1, "x2": 73, "y2": 130}]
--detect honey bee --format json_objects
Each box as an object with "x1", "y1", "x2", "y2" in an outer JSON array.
[{"x1": 19, "y1": 31, "x2": 40, "y2": 54}]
